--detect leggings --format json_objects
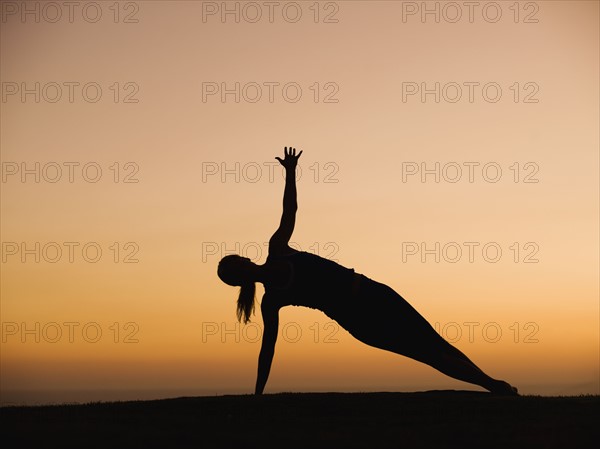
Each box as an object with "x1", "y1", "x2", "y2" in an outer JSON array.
[{"x1": 330, "y1": 274, "x2": 450, "y2": 364}]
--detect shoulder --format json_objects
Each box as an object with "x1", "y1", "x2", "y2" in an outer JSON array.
[{"x1": 267, "y1": 243, "x2": 300, "y2": 259}]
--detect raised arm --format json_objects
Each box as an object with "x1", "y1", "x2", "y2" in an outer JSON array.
[
  {"x1": 255, "y1": 298, "x2": 279, "y2": 395},
  {"x1": 269, "y1": 147, "x2": 302, "y2": 252}
]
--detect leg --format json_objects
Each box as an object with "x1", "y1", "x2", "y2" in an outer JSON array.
[
  {"x1": 408, "y1": 338, "x2": 518, "y2": 395},
  {"x1": 340, "y1": 277, "x2": 518, "y2": 395}
]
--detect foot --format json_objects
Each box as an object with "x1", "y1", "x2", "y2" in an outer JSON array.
[{"x1": 490, "y1": 380, "x2": 519, "y2": 396}]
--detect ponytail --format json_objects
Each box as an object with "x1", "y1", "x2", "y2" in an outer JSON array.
[{"x1": 236, "y1": 282, "x2": 256, "y2": 324}]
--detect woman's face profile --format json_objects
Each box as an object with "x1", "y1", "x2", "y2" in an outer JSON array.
[{"x1": 217, "y1": 255, "x2": 252, "y2": 286}]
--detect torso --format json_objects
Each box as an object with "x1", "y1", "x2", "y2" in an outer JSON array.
[
  {"x1": 263, "y1": 248, "x2": 298, "y2": 295},
  {"x1": 265, "y1": 255, "x2": 295, "y2": 290},
  {"x1": 263, "y1": 248, "x2": 356, "y2": 316}
]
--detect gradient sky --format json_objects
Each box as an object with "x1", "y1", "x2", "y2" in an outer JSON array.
[{"x1": 1, "y1": 1, "x2": 598, "y2": 404}]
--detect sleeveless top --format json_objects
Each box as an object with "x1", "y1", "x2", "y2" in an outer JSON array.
[{"x1": 264, "y1": 250, "x2": 356, "y2": 317}]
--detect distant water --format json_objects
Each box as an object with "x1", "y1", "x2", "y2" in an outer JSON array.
[
  {"x1": 0, "y1": 389, "x2": 246, "y2": 406},
  {"x1": 2, "y1": 383, "x2": 598, "y2": 406}
]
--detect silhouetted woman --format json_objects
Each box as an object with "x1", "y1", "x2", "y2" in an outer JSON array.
[{"x1": 217, "y1": 147, "x2": 518, "y2": 396}]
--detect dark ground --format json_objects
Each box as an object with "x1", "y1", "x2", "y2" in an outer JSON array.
[{"x1": 1, "y1": 391, "x2": 598, "y2": 448}]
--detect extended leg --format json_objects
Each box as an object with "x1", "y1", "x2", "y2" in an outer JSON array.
[
  {"x1": 409, "y1": 338, "x2": 518, "y2": 395},
  {"x1": 343, "y1": 278, "x2": 518, "y2": 394}
]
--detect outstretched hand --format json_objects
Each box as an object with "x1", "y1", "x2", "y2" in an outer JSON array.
[{"x1": 275, "y1": 147, "x2": 303, "y2": 170}]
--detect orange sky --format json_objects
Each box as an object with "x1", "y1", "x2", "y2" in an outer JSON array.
[{"x1": 1, "y1": 1, "x2": 598, "y2": 404}]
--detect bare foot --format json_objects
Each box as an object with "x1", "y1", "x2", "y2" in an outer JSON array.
[{"x1": 490, "y1": 380, "x2": 519, "y2": 396}]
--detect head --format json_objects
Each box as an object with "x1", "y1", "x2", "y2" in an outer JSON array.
[{"x1": 217, "y1": 254, "x2": 257, "y2": 324}]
